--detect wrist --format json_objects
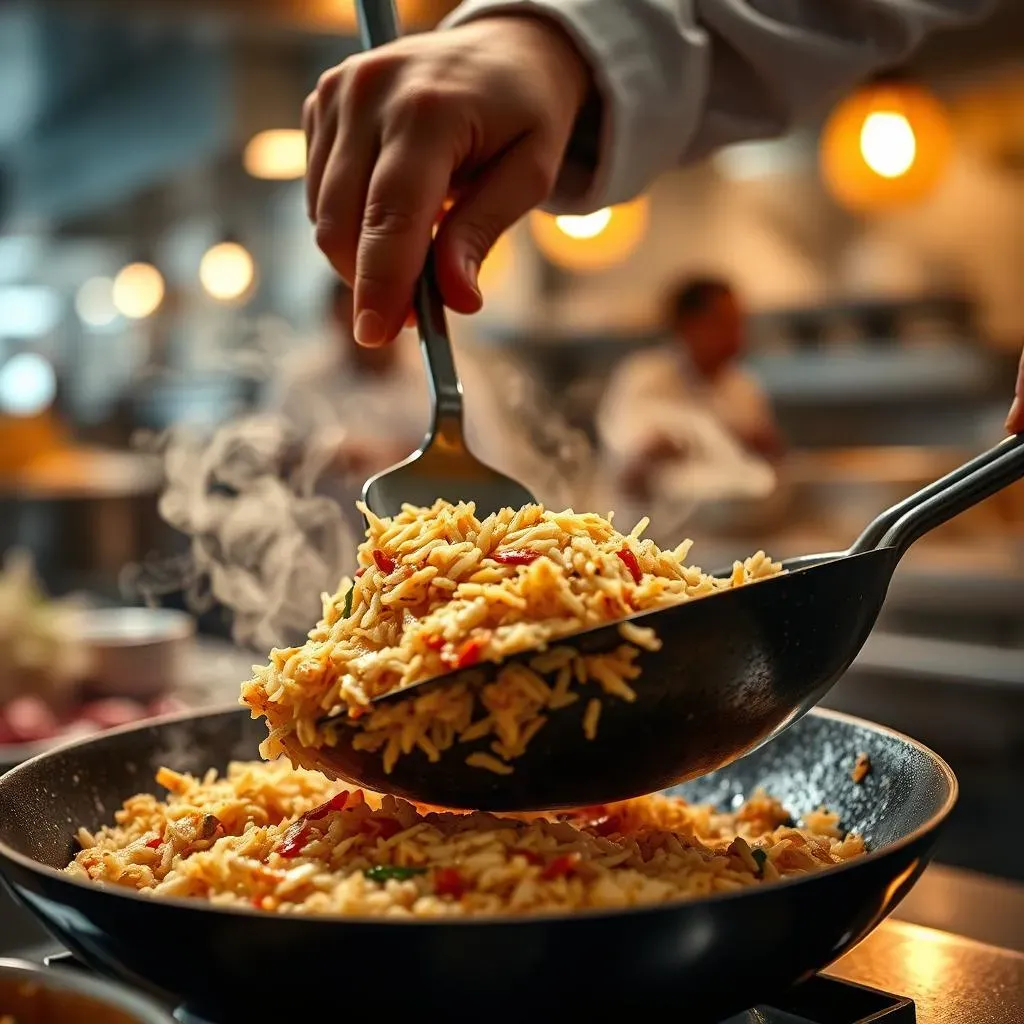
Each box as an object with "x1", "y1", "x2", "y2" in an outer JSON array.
[{"x1": 473, "y1": 12, "x2": 593, "y2": 118}]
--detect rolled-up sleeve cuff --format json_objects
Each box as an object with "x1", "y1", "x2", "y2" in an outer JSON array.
[{"x1": 442, "y1": 0, "x2": 708, "y2": 213}]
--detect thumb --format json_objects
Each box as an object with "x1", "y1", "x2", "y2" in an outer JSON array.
[
  {"x1": 434, "y1": 138, "x2": 558, "y2": 314},
  {"x1": 1007, "y1": 344, "x2": 1024, "y2": 434}
]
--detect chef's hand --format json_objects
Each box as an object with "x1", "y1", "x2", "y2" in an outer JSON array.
[
  {"x1": 304, "y1": 15, "x2": 591, "y2": 347},
  {"x1": 1007, "y1": 346, "x2": 1024, "y2": 433}
]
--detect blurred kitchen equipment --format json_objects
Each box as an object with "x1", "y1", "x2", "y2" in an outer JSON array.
[
  {"x1": 311, "y1": 434, "x2": 1023, "y2": 810},
  {"x1": 357, "y1": 0, "x2": 536, "y2": 520},
  {"x1": 76, "y1": 607, "x2": 195, "y2": 700},
  {"x1": 0, "y1": 957, "x2": 174, "y2": 1024}
]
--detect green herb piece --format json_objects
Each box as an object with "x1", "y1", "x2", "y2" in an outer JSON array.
[
  {"x1": 751, "y1": 848, "x2": 768, "y2": 876},
  {"x1": 364, "y1": 864, "x2": 427, "y2": 883},
  {"x1": 342, "y1": 585, "x2": 355, "y2": 618}
]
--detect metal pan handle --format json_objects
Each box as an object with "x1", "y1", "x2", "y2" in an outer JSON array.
[
  {"x1": 849, "y1": 433, "x2": 1024, "y2": 555},
  {"x1": 853, "y1": 433, "x2": 1024, "y2": 556}
]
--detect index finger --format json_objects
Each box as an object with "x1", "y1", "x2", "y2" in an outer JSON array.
[{"x1": 353, "y1": 131, "x2": 453, "y2": 346}]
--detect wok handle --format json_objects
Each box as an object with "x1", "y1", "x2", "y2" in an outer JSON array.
[
  {"x1": 856, "y1": 433, "x2": 1024, "y2": 556},
  {"x1": 849, "y1": 433, "x2": 1024, "y2": 555}
]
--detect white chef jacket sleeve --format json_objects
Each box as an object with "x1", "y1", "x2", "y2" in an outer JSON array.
[
  {"x1": 442, "y1": 0, "x2": 992, "y2": 212},
  {"x1": 596, "y1": 350, "x2": 687, "y2": 469}
]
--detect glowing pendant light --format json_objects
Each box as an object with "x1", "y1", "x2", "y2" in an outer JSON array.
[
  {"x1": 529, "y1": 196, "x2": 649, "y2": 273},
  {"x1": 820, "y1": 78, "x2": 953, "y2": 213}
]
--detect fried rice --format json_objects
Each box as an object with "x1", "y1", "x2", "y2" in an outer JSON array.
[
  {"x1": 240, "y1": 501, "x2": 782, "y2": 776},
  {"x1": 66, "y1": 760, "x2": 864, "y2": 917}
]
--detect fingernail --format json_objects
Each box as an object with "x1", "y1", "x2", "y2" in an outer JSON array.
[
  {"x1": 1006, "y1": 395, "x2": 1022, "y2": 432},
  {"x1": 354, "y1": 309, "x2": 386, "y2": 347}
]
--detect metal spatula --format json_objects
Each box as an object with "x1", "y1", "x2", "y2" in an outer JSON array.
[{"x1": 356, "y1": 0, "x2": 537, "y2": 519}]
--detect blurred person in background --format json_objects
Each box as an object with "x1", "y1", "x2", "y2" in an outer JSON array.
[
  {"x1": 300, "y1": 0, "x2": 1024, "y2": 432},
  {"x1": 594, "y1": 276, "x2": 782, "y2": 539},
  {"x1": 598, "y1": 276, "x2": 782, "y2": 506}
]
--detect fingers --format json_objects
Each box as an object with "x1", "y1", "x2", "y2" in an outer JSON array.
[
  {"x1": 1007, "y1": 345, "x2": 1024, "y2": 434},
  {"x1": 314, "y1": 108, "x2": 379, "y2": 286},
  {"x1": 433, "y1": 137, "x2": 558, "y2": 314},
  {"x1": 304, "y1": 75, "x2": 338, "y2": 224},
  {"x1": 353, "y1": 117, "x2": 454, "y2": 346}
]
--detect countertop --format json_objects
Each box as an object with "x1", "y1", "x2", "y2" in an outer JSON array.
[{"x1": 827, "y1": 921, "x2": 1024, "y2": 1023}]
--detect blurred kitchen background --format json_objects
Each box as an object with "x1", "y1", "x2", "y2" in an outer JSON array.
[{"x1": 0, "y1": 0, "x2": 1021, "y2": 890}]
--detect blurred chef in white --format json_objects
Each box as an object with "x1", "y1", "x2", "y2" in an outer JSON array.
[
  {"x1": 268, "y1": 278, "x2": 590, "y2": 536},
  {"x1": 597, "y1": 276, "x2": 783, "y2": 539}
]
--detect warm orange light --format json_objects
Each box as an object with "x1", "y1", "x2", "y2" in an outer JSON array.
[
  {"x1": 244, "y1": 129, "x2": 306, "y2": 180},
  {"x1": 820, "y1": 82, "x2": 953, "y2": 213},
  {"x1": 477, "y1": 231, "x2": 514, "y2": 294},
  {"x1": 529, "y1": 197, "x2": 649, "y2": 272}
]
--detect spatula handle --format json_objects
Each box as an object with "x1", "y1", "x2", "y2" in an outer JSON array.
[
  {"x1": 356, "y1": 0, "x2": 466, "y2": 446},
  {"x1": 855, "y1": 433, "x2": 1024, "y2": 556},
  {"x1": 356, "y1": 0, "x2": 400, "y2": 48}
]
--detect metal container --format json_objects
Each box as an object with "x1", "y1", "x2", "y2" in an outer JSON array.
[
  {"x1": 75, "y1": 607, "x2": 195, "y2": 701},
  {"x1": 0, "y1": 957, "x2": 173, "y2": 1023}
]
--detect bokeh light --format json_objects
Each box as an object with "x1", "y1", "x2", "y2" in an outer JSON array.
[
  {"x1": 244, "y1": 129, "x2": 307, "y2": 180},
  {"x1": 112, "y1": 263, "x2": 165, "y2": 320},
  {"x1": 75, "y1": 277, "x2": 119, "y2": 329},
  {"x1": 529, "y1": 197, "x2": 649, "y2": 273},
  {"x1": 199, "y1": 242, "x2": 256, "y2": 303},
  {"x1": 860, "y1": 112, "x2": 917, "y2": 179},
  {"x1": 0, "y1": 353, "x2": 58, "y2": 417},
  {"x1": 820, "y1": 81, "x2": 952, "y2": 213}
]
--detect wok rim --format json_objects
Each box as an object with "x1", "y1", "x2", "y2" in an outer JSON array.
[{"x1": 0, "y1": 703, "x2": 957, "y2": 928}]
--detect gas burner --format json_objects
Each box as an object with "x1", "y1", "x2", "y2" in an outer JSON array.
[{"x1": 42, "y1": 951, "x2": 914, "y2": 1023}]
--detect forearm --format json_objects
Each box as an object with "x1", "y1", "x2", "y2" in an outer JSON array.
[{"x1": 445, "y1": 0, "x2": 992, "y2": 211}]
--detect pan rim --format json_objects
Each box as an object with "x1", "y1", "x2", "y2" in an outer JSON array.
[{"x1": 0, "y1": 704, "x2": 958, "y2": 929}]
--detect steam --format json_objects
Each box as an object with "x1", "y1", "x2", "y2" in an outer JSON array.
[
  {"x1": 124, "y1": 415, "x2": 355, "y2": 652},
  {"x1": 121, "y1": 321, "x2": 597, "y2": 654}
]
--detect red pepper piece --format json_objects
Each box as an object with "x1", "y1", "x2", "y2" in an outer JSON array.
[
  {"x1": 424, "y1": 634, "x2": 445, "y2": 651},
  {"x1": 433, "y1": 867, "x2": 466, "y2": 899},
  {"x1": 355, "y1": 567, "x2": 366, "y2": 578},
  {"x1": 493, "y1": 548, "x2": 541, "y2": 566},
  {"x1": 277, "y1": 820, "x2": 313, "y2": 859},
  {"x1": 453, "y1": 637, "x2": 485, "y2": 670},
  {"x1": 617, "y1": 546, "x2": 643, "y2": 585},
  {"x1": 513, "y1": 848, "x2": 544, "y2": 866},
  {"x1": 372, "y1": 549, "x2": 396, "y2": 575},
  {"x1": 574, "y1": 805, "x2": 621, "y2": 836},
  {"x1": 374, "y1": 817, "x2": 404, "y2": 840},
  {"x1": 145, "y1": 837, "x2": 162, "y2": 849},
  {"x1": 541, "y1": 852, "x2": 582, "y2": 880},
  {"x1": 306, "y1": 791, "x2": 350, "y2": 821}
]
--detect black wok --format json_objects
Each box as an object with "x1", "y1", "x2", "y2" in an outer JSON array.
[
  {"x1": 0, "y1": 706, "x2": 955, "y2": 1022},
  {"x1": 310, "y1": 432, "x2": 1022, "y2": 810}
]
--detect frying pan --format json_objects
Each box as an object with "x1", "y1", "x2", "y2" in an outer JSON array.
[{"x1": 0, "y1": 706, "x2": 955, "y2": 1022}]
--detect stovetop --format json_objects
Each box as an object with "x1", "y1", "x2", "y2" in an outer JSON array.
[{"x1": 40, "y1": 948, "x2": 915, "y2": 1024}]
